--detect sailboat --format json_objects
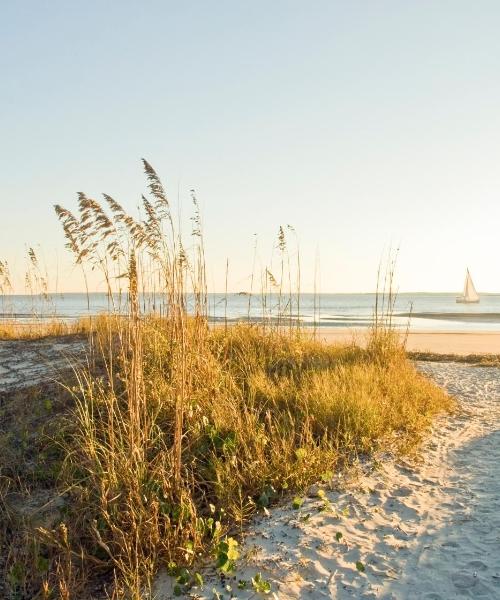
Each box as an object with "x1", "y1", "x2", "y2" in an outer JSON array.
[{"x1": 456, "y1": 269, "x2": 480, "y2": 303}]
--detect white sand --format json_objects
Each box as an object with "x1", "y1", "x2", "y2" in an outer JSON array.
[
  {"x1": 156, "y1": 362, "x2": 500, "y2": 599},
  {"x1": 0, "y1": 337, "x2": 86, "y2": 392}
]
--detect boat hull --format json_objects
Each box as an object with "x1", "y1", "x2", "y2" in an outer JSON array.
[{"x1": 456, "y1": 298, "x2": 480, "y2": 303}]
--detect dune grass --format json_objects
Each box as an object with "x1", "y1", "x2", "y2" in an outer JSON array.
[
  {"x1": 0, "y1": 314, "x2": 126, "y2": 341},
  {"x1": 0, "y1": 162, "x2": 453, "y2": 599},
  {"x1": 1, "y1": 322, "x2": 452, "y2": 599},
  {"x1": 0, "y1": 318, "x2": 90, "y2": 340},
  {"x1": 408, "y1": 350, "x2": 500, "y2": 367}
]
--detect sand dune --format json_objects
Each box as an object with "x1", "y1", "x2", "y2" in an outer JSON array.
[
  {"x1": 156, "y1": 362, "x2": 500, "y2": 599},
  {"x1": 2, "y1": 337, "x2": 500, "y2": 598}
]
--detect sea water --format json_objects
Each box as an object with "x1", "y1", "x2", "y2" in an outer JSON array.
[{"x1": 2, "y1": 292, "x2": 500, "y2": 332}]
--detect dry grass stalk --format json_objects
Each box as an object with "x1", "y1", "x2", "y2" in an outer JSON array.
[{"x1": 0, "y1": 161, "x2": 453, "y2": 599}]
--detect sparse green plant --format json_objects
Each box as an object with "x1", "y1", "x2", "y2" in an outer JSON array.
[
  {"x1": 252, "y1": 572, "x2": 272, "y2": 594},
  {"x1": 356, "y1": 560, "x2": 366, "y2": 573},
  {"x1": 215, "y1": 537, "x2": 239, "y2": 573}
]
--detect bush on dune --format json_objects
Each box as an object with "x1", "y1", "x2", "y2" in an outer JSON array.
[{"x1": 0, "y1": 162, "x2": 452, "y2": 599}]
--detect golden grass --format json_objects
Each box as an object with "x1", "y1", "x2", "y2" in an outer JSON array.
[
  {"x1": 0, "y1": 314, "x2": 125, "y2": 340},
  {"x1": 408, "y1": 350, "x2": 500, "y2": 367},
  {"x1": 0, "y1": 161, "x2": 453, "y2": 598},
  {"x1": 0, "y1": 321, "x2": 452, "y2": 599},
  {"x1": 0, "y1": 318, "x2": 86, "y2": 340}
]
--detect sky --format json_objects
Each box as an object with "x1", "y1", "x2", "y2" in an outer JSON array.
[{"x1": 1, "y1": 1, "x2": 500, "y2": 293}]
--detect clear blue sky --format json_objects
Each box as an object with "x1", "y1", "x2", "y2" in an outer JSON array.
[{"x1": 2, "y1": 1, "x2": 500, "y2": 293}]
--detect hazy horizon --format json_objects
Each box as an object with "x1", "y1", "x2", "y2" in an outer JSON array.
[{"x1": 4, "y1": 289, "x2": 500, "y2": 297}]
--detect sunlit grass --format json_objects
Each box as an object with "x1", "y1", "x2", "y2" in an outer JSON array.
[{"x1": 0, "y1": 161, "x2": 453, "y2": 599}]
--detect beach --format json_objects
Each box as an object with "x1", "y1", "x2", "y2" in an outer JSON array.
[
  {"x1": 1, "y1": 328, "x2": 499, "y2": 599},
  {"x1": 1, "y1": 329, "x2": 499, "y2": 394},
  {"x1": 5, "y1": 4, "x2": 500, "y2": 596},
  {"x1": 156, "y1": 360, "x2": 500, "y2": 599},
  {"x1": 316, "y1": 328, "x2": 500, "y2": 356}
]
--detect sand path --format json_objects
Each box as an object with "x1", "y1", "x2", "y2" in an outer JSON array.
[
  {"x1": 0, "y1": 337, "x2": 86, "y2": 392},
  {"x1": 161, "y1": 362, "x2": 500, "y2": 599}
]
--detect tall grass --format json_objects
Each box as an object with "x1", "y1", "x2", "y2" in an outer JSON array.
[
  {"x1": 0, "y1": 317, "x2": 91, "y2": 340},
  {"x1": 0, "y1": 161, "x2": 452, "y2": 599},
  {"x1": 0, "y1": 246, "x2": 72, "y2": 338}
]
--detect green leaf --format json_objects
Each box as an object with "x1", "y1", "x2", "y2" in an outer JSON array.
[
  {"x1": 258, "y1": 490, "x2": 270, "y2": 508},
  {"x1": 176, "y1": 568, "x2": 190, "y2": 585},
  {"x1": 252, "y1": 572, "x2": 272, "y2": 593},
  {"x1": 36, "y1": 555, "x2": 49, "y2": 572},
  {"x1": 335, "y1": 531, "x2": 343, "y2": 542},
  {"x1": 7, "y1": 562, "x2": 24, "y2": 586},
  {"x1": 173, "y1": 583, "x2": 182, "y2": 596},
  {"x1": 295, "y1": 448, "x2": 307, "y2": 461},
  {"x1": 258, "y1": 484, "x2": 276, "y2": 507},
  {"x1": 194, "y1": 572, "x2": 204, "y2": 587},
  {"x1": 319, "y1": 500, "x2": 332, "y2": 512},
  {"x1": 215, "y1": 537, "x2": 239, "y2": 573},
  {"x1": 356, "y1": 560, "x2": 365, "y2": 573},
  {"x1": 226, "y1": 537, "x2": 239, "y2": 561},
  {"x1": 238, "y1": 579, "x2": 248, "y2": 589},
  {"x1": 320, "y1": 470, "x2": 333, "y2": 482},
  {"x1": 216, "y1": 554, "x2": 229, "y2": 571},
  {"x1": 292, "y1": 496, "x2": 304, "y2": 510},
  {"x1": 183, "y1": 541, "x2": 194, "y2": 560}
]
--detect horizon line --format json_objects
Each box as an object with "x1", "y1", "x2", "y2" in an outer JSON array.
[{"x1": 4, "y1": 290, "x2": 500, "y2": 296}]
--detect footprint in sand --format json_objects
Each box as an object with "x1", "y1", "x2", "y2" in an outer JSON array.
[
  {"x1": 452, "y1": 571, "x2": 477, "y2": 589},
  {"x1": 468, "y1": 559, "x2": 488, "y2": 572}
]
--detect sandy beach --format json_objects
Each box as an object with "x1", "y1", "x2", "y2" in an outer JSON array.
[
  {"x1": 156, "y1": 360, "x2": 500, "y2": 599},
  {"x1": 315, "y1": 328, "x2": 500, "y2": 356}
]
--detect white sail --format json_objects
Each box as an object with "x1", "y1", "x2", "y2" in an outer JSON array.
[
  {"x1": 463, "y1": 269, "x2": 479, "y2": 302},
  {"x1": 457, "y1": 269, "x2": 480, "y2": 303}
]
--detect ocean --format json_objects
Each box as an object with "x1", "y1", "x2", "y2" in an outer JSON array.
[{"x1": 2, "y1": 292, "x2": 500, "y2": 332}]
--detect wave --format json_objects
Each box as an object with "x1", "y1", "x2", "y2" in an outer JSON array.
[{"x1": 399, "y1": 312, "x2": 500, "y2": 323}]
